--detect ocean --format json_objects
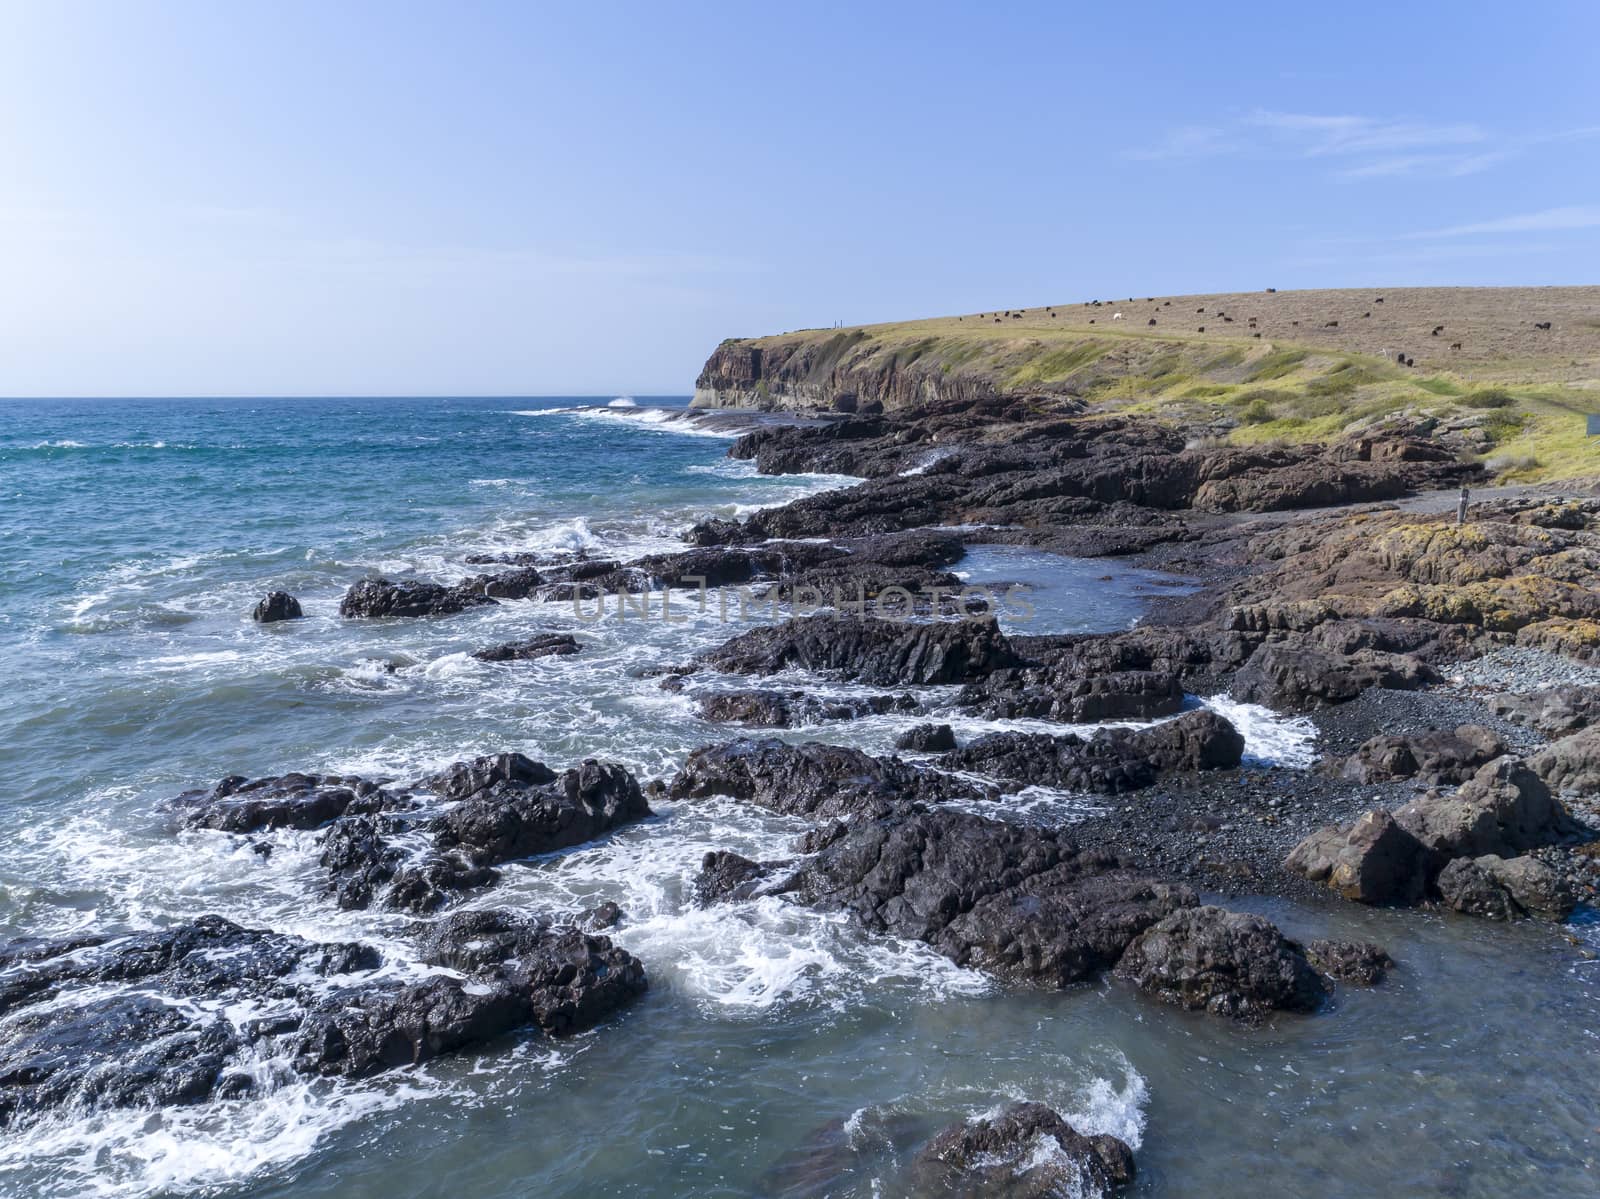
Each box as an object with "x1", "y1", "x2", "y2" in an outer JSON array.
[{"x1": 1, "y1": 396, "x2": 1596, "y2": 1197}]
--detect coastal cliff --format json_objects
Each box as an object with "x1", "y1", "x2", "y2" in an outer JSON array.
[{"x1": 692, "y1": 285, "x2": 1600, "y2": 481}]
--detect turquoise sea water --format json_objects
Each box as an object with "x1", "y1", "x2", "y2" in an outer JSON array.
[{"x1": 1, "y1": 397, "x2": 1596, "y2": 1198}]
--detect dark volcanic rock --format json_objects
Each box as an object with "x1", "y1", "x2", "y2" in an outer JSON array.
[
  {"x1": 668, "y1": 739, "x2": 990, "y2": 820},
  {"x1": 175, "y1": 772, "x2": 402, "y2": 833},
  {"x1": 694, "y1": 688, "x2": 917, "y2": 728},
  {"x1": 895, "y1": 723, "x2": 957, "y2": 753},
  {"x1": 693, "y1": 851, "x2": 785, "y2": 906},
  {"x1": 471, "y1": 633, "x2": 582, "y2": 662},
  {"x1": 1339, "y1": 725, "x2": 1507, "y2": 785},
  {"x1": 1304, "y1": 939, "x2": 1393, "y2": 985},
  {"x1": 699, "y1": 614, "x2": 1019, "y2": 686},
  {"x1": 318, "y1": 754, "x2": 652, "y2": 913},
  {"x1": 1436, "y1": 854, "x2": 1577, "y2": 921},
  {"x1": 1233, "y1": 643, "x2": 1437, "y2": 711},
  {"x1": 1112, "y1": 906, "x2": 1328, "y2": 1022},
  {"x1": 340, "y1": 577, "x2": 496, "y2": 619},
  {"x1": 938, "y1": 710, "x2": 1244, "y2": 794},
  {"x1": 0, "y1": 916, "x2": 376, "y2": 1124},
  {"x1": 431, "y1": 755, "x2": 652, "y2": 867},
  {"x1": 251, "y1": 591, "x2": 303, "y2": 622},
  {"x1": 911, "y1": 1102, "x2": 1136, "y2": 1197},
  {"x1": 779, "y1": 808, "x2": 1197, "y2": 987}
]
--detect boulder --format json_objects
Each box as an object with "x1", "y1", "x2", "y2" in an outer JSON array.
[
  {"x1": 431, "y1": 755, "x2": 652, "y2": 867},
  {"x1": 668, "y1": 739, "x2": 989, "y2": 820},
  {"x1": 1233, "y1": 643, "x2": 1436, "y2": 711},
  {"x1": 1340, "y1": 725, "x2": 1507, "y2": 785},
  {"x1": 911, "y1": 1102, "x2": 1136, "y2": 1197},
  {"x1": 1284, "y1": 811, "x2": 1431, "y2": 905},
  {"x1": 1303, "y1": 939, "x2": 1393, "y2": 985},
  {"x1": 251, "y1": 591, "x2": 303, "y2": 622},
  {"x1": 894, "y1": 723, "x2": 957, "y2": 753},
  {"x1": 775, "y1": 808, "x2": 1197, "y2": 988},
  {"x1": 339, "y1": 577, "x2": 496, "y2": 619},
  {"x1": 174, "y1": 771, "x2": 402, "y2": 833},
  {"x1": 1489, "y1": 685, "x2": 1600, "y2": 737},
  {"x1": 694, "y1": 689, "x2": 916, "y2": 727},
  {"x1": 471, "y1": 634, "x2": 581, "y2": 662},
  {"x1": 1393, "y1": 757, "x2": 1579, "y2": 864},
  {"x1": 938, "y1": 710, "x2": 1244, "y2": 794},
  {"x1": 699, "y1": 614, "x2": 1019, "y2": 686},
  {"x1": 692, "y1": 850, "x2": 783, "y2": 906},
  {"x1": 1113, "y1": 906, "x2": 1328, "y2": 1022},
  {"x1": 1529, "y1": 724, "x2": 1600, "y2": 795},
  {"x1": 1436, "y1": 854, "x2": 1577, "y2": 921}
]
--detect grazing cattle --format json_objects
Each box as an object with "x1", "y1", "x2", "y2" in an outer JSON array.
[
  {"x1": 1197, "y1": 326, "x2": 1205, "y2": 332},
  {"x1": 1395, "y1": 352, "x2": 1405, "y2": 363},
  {"x1": 1196, "y1": 307, "x2": 1205, "y2": 313},
  {"x1": 1375, "y1": 297, "x2": 1385, "y2": 303},
  {"x1": 1292, "y1": 320, "x2": 1300, "y2": 326},
  {"x1": 1432, "y1": 326, "x2": 1444, "y2": 336},
  {"x1": 1362, "y1": 311, "x2": 1371, "y2": 318},
  {"x1": 1405, "y1": 356, "x2": 1414, "y2": 367},
  {"x1": 1163, "y1": 300, "x2": 1171, "y2": 306},
  {"x1": 1223, "y1": 315, "x2": 1234, "y2": 322},
  {"x1": 1112, "y1": 312, "x2": 1123, "y2": 320},
  {"x1": 1253, "y1": 332, "x2": 1262, "y2": 339},
  {"x1": 1089, "y1": 318, "x2": 1096, "y2": 324},
  {"x1": 994, "y1": 317, "x2": 1002, "y2": 323},
  {"x1": 1266, "y1": 287, "x2": 1277, "y2": 293},
  {"x1": 1325, "y1": 321, "x2": 1339, "y2": 328},
  {"x1": 1535, "y1": 321, "x2": 1553, "y2": 331},
  {"x1": 1450, "y1": 341, "x2": 1462, "y2": 350},
  {"x1": 1050, "y1": 312, "x2": 1057, "y2": 318},
  {"x1": 1148, "y1": 318, "x2": 1157, "y2": 325}
]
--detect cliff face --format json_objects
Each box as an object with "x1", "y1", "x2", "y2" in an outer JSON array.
[
  {"x1": 690, "y1": 286, "x2": 1600, "y2": 418},
  {"x1": 693, "y1": 329, "x2": 1130, "y2": 413}
]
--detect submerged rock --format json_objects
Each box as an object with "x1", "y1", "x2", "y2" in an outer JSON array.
[
  {"x1": 911, "y1": 1101, "x2": 1136, "y2": 1197},
  {"x1": 1304, "y1": 939, "x2": 1393, "y2": 985},
  {"x1": 471, "y1": 633, "x2": 582, "y2": 662},
  {"x1": 251, "y1": 590, "x2": 303, "y2": 622},
  {"x1": 340, "y1": 577, "x2": 497, "y2": 619},
  {"x1": 938, "y1": 710, "x2": 1244, "y2": 794},
  {"x1": 1113, "y1": 906, "x2": 1328, "y2": 1022}
]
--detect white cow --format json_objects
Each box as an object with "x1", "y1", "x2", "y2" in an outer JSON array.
[{"x1": 1111, "y1": 312, "x2": 1123, "y2": 321}]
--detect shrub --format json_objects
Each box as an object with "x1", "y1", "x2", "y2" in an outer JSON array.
[{"x1": 1463, "y1": 387, "x2": 1515, "y2": 409}]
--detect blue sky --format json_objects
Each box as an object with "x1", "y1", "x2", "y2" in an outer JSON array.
[{"x1": 2, "y1": 1, "x2": 1596, "y2": 396}]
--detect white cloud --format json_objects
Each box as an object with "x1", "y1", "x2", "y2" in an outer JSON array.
[
  {"x1": 1126, "y1": 111, "x2": 1598, "y2": 182},
  {"x1": 1409, "y1": 205, "x2": 1600, "y2": 238}
]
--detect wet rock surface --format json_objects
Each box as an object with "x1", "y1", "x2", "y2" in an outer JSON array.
[
  {"x1": 175, "y1": 771, "x2": 404, "y2": 833},
  {"x1": 910, "y1": 1101, "x2": 1137, "y2": 1198},
  {"x1": 251, "y1": 590, "x2": 303, "y2": 622},
  {"x1": 938, "y1": 710, "x2": 1244, "y2": 794},
  {"x1": 339, "y1": 577, "x2": 497, "y2": 619},
  {"x1": 0, "y1": 913, "x2": 641, "y2": 1126},
  {"x1": 668, "y1": 739, "x2": 991, "y2": 820},
  {"x1": 1113, "y1": 906, "x2": 1329, "y2": 1022},
  {"x1": 472, "y1": 633, "x2": 582, "y2": 662},
  {"x1": 698, "y1": 614, "x2": 1020, "y2": 686},
  {"x1": 693, "y1": 688, "x2": 917, "y2": 728}
]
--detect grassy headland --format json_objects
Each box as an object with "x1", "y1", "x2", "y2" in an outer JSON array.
[{"x1": 694, "y1": 286, "x2": 1600, "y2": 483}]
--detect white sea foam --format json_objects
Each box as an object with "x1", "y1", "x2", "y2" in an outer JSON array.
[{"x1": 1199, "y1": 694, "x2": 1318, "y2": 767}]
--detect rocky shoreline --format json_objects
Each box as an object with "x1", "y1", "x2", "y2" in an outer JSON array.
[{"x1": 9, "y1": 394, "x2": 1600, "y2": 1193}]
